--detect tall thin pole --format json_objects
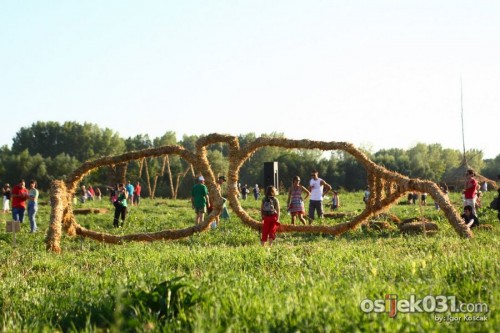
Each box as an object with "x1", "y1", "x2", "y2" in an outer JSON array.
[{"x1": 460, "y1": 78, "x2": 467, "y2": 164}]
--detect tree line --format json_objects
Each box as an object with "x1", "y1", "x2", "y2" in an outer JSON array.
[{"x1": 0, "y1": 121, "x2": 498, "y2": 198}]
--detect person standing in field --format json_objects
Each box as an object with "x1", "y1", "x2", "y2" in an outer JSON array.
[
  {"x1": 11, "y1": 179, "x2": 28, "y2": 223},
  {"x1": 308, "y1": 170, "x2": 331, "y2": 223},
  {"x1": 421, "y1": 192, "x2": 427, "y2": 206},
  {"x1": 464, "y1": 169, "x2": 478, "y2": 215},
  {"x1": 87, "y1": 185, "x2": 95, "y2": 200},
  {"x1": 191, "y1": 176, "x2": 210, "y2": 225},
  {"x1": 241, "y1": 184, "x2": 249, "y2": 200},
  {"x1": 261, "y1": 185, "x2": 280, "y2": 246},
  {"x1": 481, "y1": 181, "x2": 487, "y2": 192},
  {"x1": 80, "y1": 185, "x2": 88, "y2": 203},
  {"x1": 331, "y1": 190, "x2": 340, "y2": 211},
  {"x1": 126, "y1": 181, "x2": 134, "y2": 205},
  {"x1": 113, "y1": 183, "x2": 128, "y2": 228},
  {"x1": 363, "y1": 186, "x2": 370, "y2": 205},
  {"x1": 253, "y1": 184, "x2": 260, "y2": 200},
  {"x1": 210, "y1": 175, "x2": 228, "y2": 228},
  {"x1": 95, "y1": 187, "x2": 102, "y2": 201},
  {"x1": 2, "y1": 183, "x2": 11, "y2": 213},
  {"x1": 133, "y1": 181, "x2": 142, "y2": 206},
  {"x1": 27, "y1": 180, "x2": 39, "y2": 233},
  {"x1": 286, "y1": 176, "x2": 310, "y2": 225}
]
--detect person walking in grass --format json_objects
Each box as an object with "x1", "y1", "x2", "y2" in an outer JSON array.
[
  {"x1": 191, "y1": 176, "x2": 210, "y2": 225},
  {"x1": 113, "y1": 183, "x2": 128, "y2": 228},
  {"x1": 286, "y1": 176, "x2": 310, "y2": 225},
  {"x1": 261, "y1": 185, "x2": 280, "y2": 246}
]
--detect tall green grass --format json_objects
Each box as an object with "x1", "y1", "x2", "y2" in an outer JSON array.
[{"x1": 0, "y1": 190, "x2": 498, "y2": 332}]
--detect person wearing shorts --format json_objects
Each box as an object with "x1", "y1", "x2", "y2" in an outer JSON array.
[
  {"x1": 308, "y1": 170, "x2": 331, "y2": 223},
  {"x1": 464, "y1": 169, "x2": 478, "y2": 215},
  {"x1": 191, "y1": 176, "x2": 210, "y2": 225},
  {"x1": 133, "y1": 181, "x2": 141, "y2": 206}
]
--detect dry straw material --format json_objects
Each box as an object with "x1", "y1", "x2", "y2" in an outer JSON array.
[
  {"x1": 73, "y1": 208, "x2": 109, "y2": 215},
  {"x1": 398, "y1": 221, "x2": 439, "y2": 235},
  {"x1": 45, "y1": 134, "x2": 473, "y2": 252}
]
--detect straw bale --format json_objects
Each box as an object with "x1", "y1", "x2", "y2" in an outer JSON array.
[
  {"x1": 372, "y1": 213, "x2": 401, "y2": 224},
  {"x1": 398, "y1": 221, "x2": 439, "y2": 235},
  {"x1": 362, "y1": 221, "x2": 393, "y2": 231}
]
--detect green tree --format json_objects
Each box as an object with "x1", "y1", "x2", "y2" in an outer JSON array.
[
  {"x1": 482, "y1": 154, "x2": 500, "y2": 181},
  {"x1": 125, "y1": 134, "x2": 153, "y2": 151},
  {"x1": 464, "y1": 149, "x2": 484, "y2": 171},
  {"x1": 45, "y1": 153, "x2": 82, "y2": 183},
  {"x1": 207, "y1": 150, "x2": 229, "y2": 179},
  {"x1": 12, "y1": 121, "x2": 125, "y2": 161},
  {"x1": 374, "y1": 148, "x2": 411, "y2": 175},
  {"x1": 2, "y1": 150, "x2": 49, "y2": 188}
]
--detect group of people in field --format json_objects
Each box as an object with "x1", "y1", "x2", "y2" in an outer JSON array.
[
  {"x1": 106, "y1": 181, "x2": 142, "y2": 228},
  {"x1": 2, "y1": 179, "x2": 39, "y2": 233},
  {"x1": 259, "y1": 170, "x2": 336, "y2": 246},
  {"x1": 460, "y1": 169, "x2": 490, "y2": 229},
  {"x1": 192, "y1": 167, "x2": 500, "y2": 247},
  {"x1": 3, "y1": 167, "x2": 496, "y2": 238},
  {"x1": 191, "y1": 169, "x2": 337, "y2": 246}
]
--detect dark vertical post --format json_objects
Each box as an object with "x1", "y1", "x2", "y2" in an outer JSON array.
[{"x1": 263, "y1": 162, "x2": 279, "y2": 192}]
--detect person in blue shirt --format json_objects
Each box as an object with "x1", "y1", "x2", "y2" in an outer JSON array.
[{"x1": 125, "y1": 181, "x2": 135, "y2": 205}]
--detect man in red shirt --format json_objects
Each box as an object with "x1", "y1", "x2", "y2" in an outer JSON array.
[
  {"x1": 133, "y1": 181, "x2": 142, "y2": 206},
  {"x1": 464, "y1": 169, "x2": 478, "y2": 215},
  {"x1": 11, "y1": 179, "x2": 29, "y2": 222}
]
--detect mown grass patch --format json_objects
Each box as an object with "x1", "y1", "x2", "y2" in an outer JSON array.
[{"x1": 0, "y1": 191, "x2": 498, "y2": 331}]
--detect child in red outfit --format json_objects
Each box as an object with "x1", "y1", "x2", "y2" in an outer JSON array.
[{"x1": 261, "y1": 186, "x2": 280, "y2": 246}]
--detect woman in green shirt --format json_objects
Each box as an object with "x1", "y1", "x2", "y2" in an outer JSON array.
[{"x1": 113, "y1": 183, "x2": 128, "y2": 228}]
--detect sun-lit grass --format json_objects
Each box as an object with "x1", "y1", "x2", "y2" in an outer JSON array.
[{"x1": 0, "y1": 190, "x2": 498, "y2": 332}]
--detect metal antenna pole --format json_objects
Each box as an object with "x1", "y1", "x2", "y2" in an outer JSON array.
[{"x1": 460, "y1": 78, "x2": 467, "y2": 165}]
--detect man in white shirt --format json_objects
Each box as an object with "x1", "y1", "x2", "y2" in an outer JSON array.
[{"x1": 308, "y1": 170, "x2": 332, "y2": 223}]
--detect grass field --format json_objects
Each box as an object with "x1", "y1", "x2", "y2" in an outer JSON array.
[{"x1": 0, "y1": 190, "x2": 498, "y2": 332}]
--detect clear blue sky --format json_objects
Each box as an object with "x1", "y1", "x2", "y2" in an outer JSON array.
[{"x1": 1, "y1": 1, "x2": 499, "y2": 158}]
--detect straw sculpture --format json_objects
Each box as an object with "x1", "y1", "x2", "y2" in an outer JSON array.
[{"x1": 45, "y1": 134, "x2": 473, "y2": 252}]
